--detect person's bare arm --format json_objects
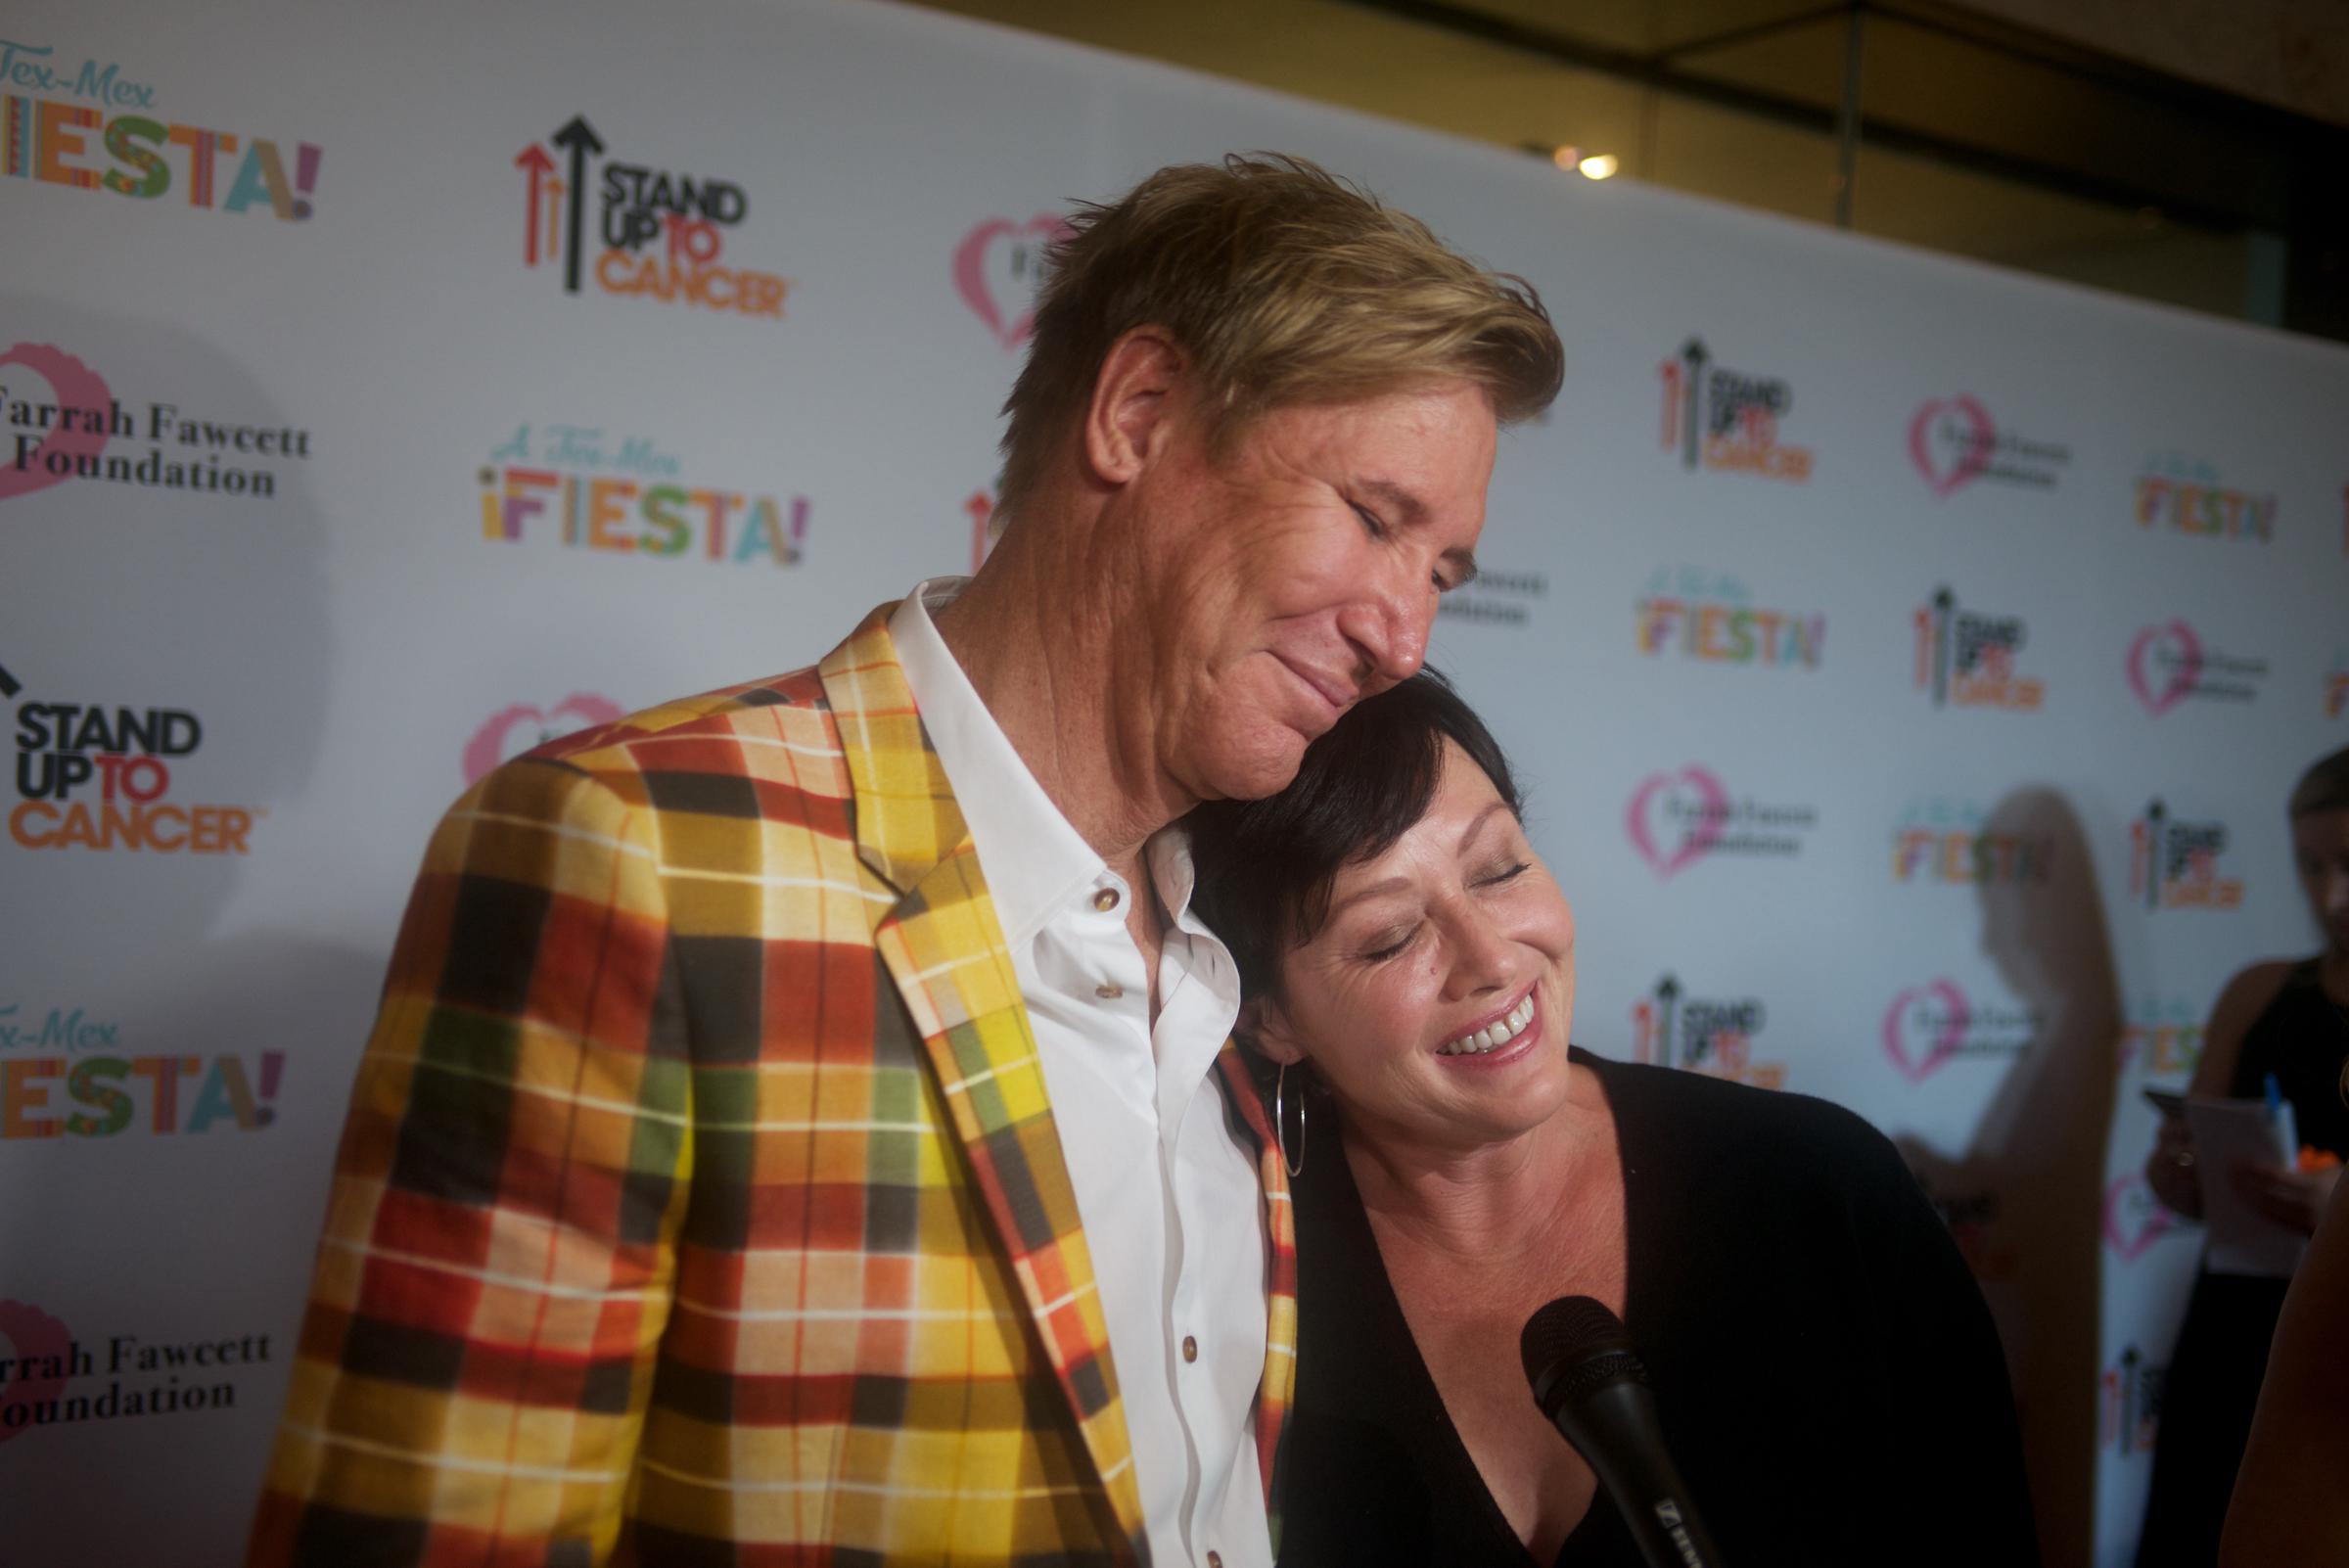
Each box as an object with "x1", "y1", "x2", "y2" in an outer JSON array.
[{"x1": 2220, "y1": 1176, "x2": 2349, "y2": 1564}]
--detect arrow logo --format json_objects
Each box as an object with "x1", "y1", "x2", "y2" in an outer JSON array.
[
  {"x1": 549, "y1": 115, "x2": 606, "y2": 296},
  {"x1": 1678, "y1": 337, "x2": 1708, "y2": 471},
  {"x1": 515, "y1": 143, "x2": 556, "y2": 268}
]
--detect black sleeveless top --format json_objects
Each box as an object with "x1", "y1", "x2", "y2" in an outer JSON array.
[
  {"x1": 2227, "y1": 958, "x2": 2349, "y2": 1153},
  {"x1": 1274, "y1": 1049, "x2": 2038, "y2": 1567}
]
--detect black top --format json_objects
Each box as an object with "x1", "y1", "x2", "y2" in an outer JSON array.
[
  {"x1": 2135, "y1": 958, "x2": 2349, "y2": 1568},
  {"x1": 1275, "y1": 1048, "x2": 2039, "y2": 1567},
  {"x1": 2229, "y1": 958, "x2": 2349, "y2": 1148}
]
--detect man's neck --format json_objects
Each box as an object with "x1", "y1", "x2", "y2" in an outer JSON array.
[{"x1": 931, "y1": 507, "x2": 1190, "y2": 882}]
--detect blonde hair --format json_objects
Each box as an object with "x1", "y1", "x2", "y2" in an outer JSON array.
[{"x1": 996, "y1": 153, "x2": 1564, "y2": 516}]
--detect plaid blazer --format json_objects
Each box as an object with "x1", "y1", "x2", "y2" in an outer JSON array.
[{"x1": 250, "y1": 606, "x2": 1298, "y2": 1567}]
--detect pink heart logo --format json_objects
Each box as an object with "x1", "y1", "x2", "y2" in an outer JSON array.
[
  {"x1": 1626, "y1": 765, "x2": 1730, "y2": 879},
  {"x1": 2126, "y1": 621, "x2": 2202, "y2": 716},
  {"x1": 952, "y1": 215, "x2": 1072, "y2": 348},
  {"x1": 463, "y1": 694, "x2": 626, "y2": 783},
  {"x1": 2102, "y1": 1173, "x2": 2172, "y2": 1262},
  {"x1": 1881, "y1": 979, "x2": 1969, "y2": 1084},
  {"x1": 1907, "y1": 394, "x2": 1997, "y2": 498},
  {"x1": 0, "y1": 344, "x2": 113, "y2": 503},
  {"x1": 0, "y1": 1300, "x2": 75, "y2": 1445}
]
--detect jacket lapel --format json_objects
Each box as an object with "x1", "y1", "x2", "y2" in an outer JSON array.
[
  {"x1": 820, "y1": 608, "x2": 1149, "y2": 1552},
  {"x1": 1217, "y1": 1045, "x2": 1298, "y2": 1518}
]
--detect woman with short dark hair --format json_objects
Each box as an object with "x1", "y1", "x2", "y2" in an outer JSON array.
[{"x1": 1187, "y1": 670, "x2": 2039, "y2": 1566}]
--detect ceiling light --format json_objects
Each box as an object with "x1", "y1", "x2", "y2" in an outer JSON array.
[
  {"x1": 1551, "y1": 145, "x2": 1581, "y2": 172},
  {"x1": 1579, "y1": 154, "x2": 1620, "y2": 181}
]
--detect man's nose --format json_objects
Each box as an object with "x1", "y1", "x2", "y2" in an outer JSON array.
[{"x1": 1337, "y1": 577, "x2": 1431, "y2": 690}]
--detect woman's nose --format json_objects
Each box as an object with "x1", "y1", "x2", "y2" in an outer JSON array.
[{"x1": 1444, "y1": 906, "x2": 1520, "y2": 997}]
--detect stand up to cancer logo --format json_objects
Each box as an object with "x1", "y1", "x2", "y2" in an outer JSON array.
[
  {"x1": 1913, "y1": 586, "x2": 2043, "y2": 712},
  {"x1": 1656, "y1": 338, "x2": 1812, "y2": 483},
  {"x1": 6, "y1": 662, "x2": 256, "y2": 853},
  {"x1": 514, "y1": 115, "x2": 787, "y2": 318},
  {"x1": 2129, "y1": 799, "x2": 2243, "y2": 912}
]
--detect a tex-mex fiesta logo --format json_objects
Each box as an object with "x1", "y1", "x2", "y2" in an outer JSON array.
[
  {"x1": 1, "y1": 1003, "x2": 283, "y2": 1140},
  {"x1": 1630, "y1": 974, "x2": 1786, "y2": 1089},
  {"x1": 1913, "y1": 586, "x2": 2043, "y2": 711},
  {"x1": 2120, "y1": 996, "x2": 2203, "y2": 1078},
  {"x1": 1891, "y1": 799, "x2": 2051, "y2": 886},
  {"x1": 2129, "y1": 798, "x2": 2243, "y2": 912},
  {"x1": 1656, "y1": 337, "x2": 1812, "y2": 483},
  {"x1": 1624, "y1": 764, "x2": 1817, "y2": 879},
  {"x1": 514, "y1": 115, "x2": 785, "y2": 319},
  {"x1": 1906, "y1": 393, "x2": 2069, "y2": 497},
  {"x1": 2135, "y1": 452, "x2": 2274, "y2": 543},
  {"x1": 2126, "y1": 619, "x2": 2268, "y2": 715},
  {"x1": 1635, "y1": 565, "x2": 1823, "y2": 670},
  {"x1": 6, "y1": 661, "x2": 256, "y2": 853},
  {"x1": 479, "y1": 422, "x2": 808, "y2": 567},
  {"x1": 2, "y1": 38, "x2": 319, "y2": 221},
  {"x1": 0, "y1": 343, "x2": 311, "y2": 505},
  {"x1": 0, "y1": 1300, "x2": 276, "y2": 1446},
  {"x1": 1879, "y1": 978, "x2": 2036, "y2": 1084},
  {"x1": 2100, "y1": 1343, "x2": 2163, "y2": 1456}
]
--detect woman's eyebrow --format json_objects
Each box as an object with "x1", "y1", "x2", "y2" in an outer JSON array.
[
  {"x1": 1325, "y1": 874, "x2": 1413, "y2": 921},
  {"x1": 1456, "y1": 800, "x2": 1510, "y2": 853}
]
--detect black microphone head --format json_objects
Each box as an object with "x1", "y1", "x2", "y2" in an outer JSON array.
[{"x1": 1520, "y1": 1295, "x2": 1648, "y2": 1418}]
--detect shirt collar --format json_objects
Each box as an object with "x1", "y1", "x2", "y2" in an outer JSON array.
[{"x1": 890, "y1": 577, "x2": 1106, "y2": 949}]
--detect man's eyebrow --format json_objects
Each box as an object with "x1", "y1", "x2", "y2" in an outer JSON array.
[{"x1": 1358, "y1": 478, "x2": 1427, "y2": 525}]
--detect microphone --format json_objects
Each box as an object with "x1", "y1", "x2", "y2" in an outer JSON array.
[{"x1": 1520, "y1": 1296, "x2": 1725, "y2": 1568}]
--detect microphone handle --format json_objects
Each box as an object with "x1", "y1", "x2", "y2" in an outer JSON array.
[{"x1": 1554, "y1": 1380, "x2": 1727, "y2": 1568}]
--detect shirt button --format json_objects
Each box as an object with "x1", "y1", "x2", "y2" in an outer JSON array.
[
  {"x1": 1095, "y1": 982, "x2": 1124, "y2": 999},
  {"x1": 1207, "y1": 1552, "x2": 1222, "y2": 1568},
  {"x1": 1092, "y1": 888, "x2": 1120, "y2": 912},
  {"x1": 1182, "y1": 1335, "x2": 1199, "y2": 1363}
]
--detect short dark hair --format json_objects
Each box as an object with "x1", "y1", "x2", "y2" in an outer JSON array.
[
  {"x1": 2290, "y1": 744, "x2": 2349, "y2": 819},
  {"x1": 1187, "y1": 669, "x2": 1522, "y2": 1005}
]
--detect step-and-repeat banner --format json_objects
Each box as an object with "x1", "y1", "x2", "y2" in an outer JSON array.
[{"x1": 5, "y1": 1, "x2": 2345, "y2": 1562}]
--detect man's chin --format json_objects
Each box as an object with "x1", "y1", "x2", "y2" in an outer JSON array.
[{"x1": 1193, "y1": 732, "x2": 1312, "y2": 805}]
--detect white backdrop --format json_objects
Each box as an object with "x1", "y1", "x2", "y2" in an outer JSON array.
[{"x1": 5, "y1": 1, "x2": 2346, "y2": 1562}]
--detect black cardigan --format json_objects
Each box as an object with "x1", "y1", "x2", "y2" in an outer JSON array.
[{"x1": 1273, "y1": 1048, "x2": 2041, "y2": 1567}]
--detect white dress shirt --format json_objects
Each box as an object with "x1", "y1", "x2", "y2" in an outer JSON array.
[{"x1": 891, "y1": 579, "x2": 1272, "y2": 1568}]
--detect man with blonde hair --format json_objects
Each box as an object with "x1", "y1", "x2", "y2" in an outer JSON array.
[{"x1": 252, "y1": 154, "x2": 1562, "y2": 1567}]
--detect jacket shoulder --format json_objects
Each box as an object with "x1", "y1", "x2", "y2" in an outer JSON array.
[{"x1": 510, "y1": 665, "x2": 848, "y2": 799}]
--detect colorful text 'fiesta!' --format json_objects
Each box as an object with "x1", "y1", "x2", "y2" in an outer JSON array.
[{"x1": 3, "y1": 41, "x2": 318, "y2": 220}]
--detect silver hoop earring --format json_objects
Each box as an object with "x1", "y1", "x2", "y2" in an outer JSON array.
[{"x1": 1274, "y1": 1061, "x2": 1306, "y2": 1178}]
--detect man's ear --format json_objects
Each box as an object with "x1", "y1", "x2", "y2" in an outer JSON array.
[
  {"x1": 1239, "y1": 995, "x2": 1308, "y2": 1067},
  {"x1": 1082, "y1": 327, "x2": 1184, "y2": 486}
]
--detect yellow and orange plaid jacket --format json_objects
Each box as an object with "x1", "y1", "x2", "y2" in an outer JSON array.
[{"x1": 249, "y1": 607, "x2": 1298, "y2": 1566}]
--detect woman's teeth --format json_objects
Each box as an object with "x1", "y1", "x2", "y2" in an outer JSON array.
[{"x1": 1436, "y1": 993, "x2": 1536, "y2": 1056}]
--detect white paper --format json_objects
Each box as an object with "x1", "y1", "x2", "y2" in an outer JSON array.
[{"x1": 2187, "y1": 1094, "x2": 2309, "y2": 1278}]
